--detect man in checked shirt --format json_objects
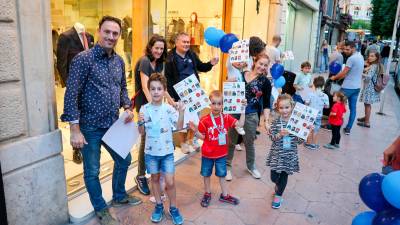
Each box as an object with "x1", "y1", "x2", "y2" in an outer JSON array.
[{"x1": 61, "y1": 16, "x2": 141, "y2": 225}]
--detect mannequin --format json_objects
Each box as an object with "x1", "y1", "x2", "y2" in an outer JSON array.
[
  {"x1": 56, "y1": 22, "x2": 94, "y2": 87},
  {"x1": 186, "y1": 12, "x2": 204, "y2": 55},
  {"x1": 122, "y1": 16, "x2": 133, "y2": 78}
]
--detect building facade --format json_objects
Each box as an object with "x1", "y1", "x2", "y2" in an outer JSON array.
[{"x1": 0, "y1": 0, "x2": 320, "y2": 224}]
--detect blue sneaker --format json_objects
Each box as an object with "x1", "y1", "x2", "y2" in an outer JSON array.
[
  {"x1": 151, "y1": 203, "x2": 164, "y2": 223},
  {"x1": 169, "y1": 207, "x2": 184, "y2": 225},
  {"x1": 304, "y1": 143, "x2": 317, "y2": 150},
  {"x1": 271, "y1": 195, "x2": 283, "y2": 209}
]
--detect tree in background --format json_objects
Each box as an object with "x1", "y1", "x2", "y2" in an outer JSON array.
[
  {"x1": 351, "y1": 20, "x2": 371, "y2": 30},
  {"x1": 371, "y1": 0, "x2": 398, "y2": 38}
]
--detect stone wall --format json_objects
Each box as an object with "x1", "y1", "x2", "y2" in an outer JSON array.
[{"x1": 0, "y1": 0, "x2": 69, "y2": 224}]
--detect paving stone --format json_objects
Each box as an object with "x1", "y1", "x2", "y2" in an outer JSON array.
[
  {"x1": 305, "y1": 202, "x2": 353, "y2": 225},
  {"x1": 194, "y1": 208, "x2": 245, "y2": 225},
  {"x1": 279, "y1": 190, "x2": 309, "y2": 214},
  {"x1": 232, "y1": 198, "x2": 279, "y2": 225}
]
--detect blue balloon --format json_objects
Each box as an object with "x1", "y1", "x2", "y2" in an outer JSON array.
[
  {"x1": 274, "y1": 76, "x2": 286, "y2": 88},
  {"x1": 270, "y1": 63, "x2": 285, "y2": 79},
  {"x1": 373, "y1": 209, "x2": 400, "y2": 225},
  {"x1": 352, "y1": 211, "x2": 376, "y2": 225},
  {"x1": 204, "y1": 27, "x2": 225, "y2": 47},
  {"x1": 359, "y1": 173, "x2": 394, "y2": 212},
  {"x1": 382, "y1": 171, "x2": 400, "y2": 209},
  {"x1": 329, "y1": 61, "x2": 342, "y2": 75},
  {"x1": 219, "y1": 33, "x2": 239, "y2": 53}
]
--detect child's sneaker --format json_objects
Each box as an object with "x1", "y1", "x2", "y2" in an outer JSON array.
[
  {"x1": 225, "y1": 170, "x2": 233, "y2": 181},
  {"x1": 219, "y1": 194, "x2": 240, "y2": 205},
  {"x1": 169, "y1": 207, "x2": 184, "y2": 225},
  {"x1": 149, "y1": 194, "x2": 167, "y2": 204},
  {"x1": 271, "y1": 195, "x2": 283, "y2": 209},
  {"x1": 151, "y1": 203, "x2": 164, "y2": 223},
  {"x1": 200, "y1": 192, "x2": 212, "y2": 207},
  {"x1": 180, "y1": 143, "x2": 190, "y2": 154},
  {"x1": 334, "y1": 144, "x2": 340, "y2": 148},
  {"x1": 235, "y1": 144, "x2": 242, "y2": 151},
  {"x1": 323, "y1": 143, "x2": 335, "y2": 149},
  {"x1": 235, "y1": 127, "x2": 246, "y2": 135},
  {"x1": 304, "y1": 143, "x2": 317, "y2": 150}
]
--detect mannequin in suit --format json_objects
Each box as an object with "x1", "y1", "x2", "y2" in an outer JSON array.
[{"x1": 56, "y1": 22, "x2": 94, "y2": 87}]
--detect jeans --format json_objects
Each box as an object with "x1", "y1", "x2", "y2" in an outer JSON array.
[
  {"x1": 144, "y1": 153, "x2": 175, "y2": 174},
  {"x1": 320, "y1": 54, "x2": 329, "y2": 72},
  {"x1": 271, "y1": 170, "x2": 288, "y2": 196},
  {"x1": 227, "y1": 112, "x2": 259, "y2": 170},
  {"x1": 201, "y1": 156, "x2": 227, "y2": 177},
  {"x1": 80, "y1": 125, "x2": 132, "y2": 211},
  {"x1": 341, "y1": 88, "x2": 360, "y2": 130}
]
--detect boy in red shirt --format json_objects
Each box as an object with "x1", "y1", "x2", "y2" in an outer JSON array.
[
  {"x1": 324, "y1": 91, "x2": 347, "y2": 149},
  {"x1": 189, "y1": 90, "x2": 246, "y2": 207}
]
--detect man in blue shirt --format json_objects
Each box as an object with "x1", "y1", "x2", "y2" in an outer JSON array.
[{"x1": 61, "y1": 16, "x2": 141, "y2": 224}]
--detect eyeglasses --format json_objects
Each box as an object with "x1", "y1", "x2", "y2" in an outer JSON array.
[{"x1": 211, "y1": 102, "x2": 223, "y2": 105}]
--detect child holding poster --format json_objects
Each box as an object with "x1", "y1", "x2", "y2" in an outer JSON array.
[
  {"x1": 189, "y1": 90, "x2": 246, "y2": 207},
  {"x1": 138, "y1": 73, "x2": 185, "y2": 224},
  {"x1": 267, "y1": 94, "x2": 312, "y2": 209}
]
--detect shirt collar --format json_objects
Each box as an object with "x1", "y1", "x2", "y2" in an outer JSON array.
[{"x1": 93, "y1": 43, "x2": 116, "y2": 59}]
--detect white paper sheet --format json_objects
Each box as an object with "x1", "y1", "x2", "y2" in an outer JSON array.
[
  {"x1": 223, "y1": 82, "x2": 245, "y2": 114},
  {"x1": 286, "y1": 103, "x2": 319, "y2": 140},
  {"x1": 102, "y1": 111, "x2": 140, "y2": 159},
  {"x1": 173, "y1": 74, "x2": 209, "y2": 113}
]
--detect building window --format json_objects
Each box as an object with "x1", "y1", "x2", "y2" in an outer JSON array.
[
  {"x1": 353, "y1": 6, "x2": 360, "y2": 17},
  {"x1": 366, "y1": 8, "x2": 372, "y2": 18}
]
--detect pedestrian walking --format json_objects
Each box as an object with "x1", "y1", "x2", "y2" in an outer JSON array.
[
  {"x1": 165, "y1": 32, "x2": 219, "y2": 153},
  {"x1": 380, "y1": 42, "x2": 390, "y2": 68},
  {"x1": 138, "y1": 73, "x2": 185, "y2": 225},
  {"x1": 357, "y1": 52, "x2": 383, "y2": 128},
  {"x1": 320, "y1": 40, "x2": 330, "y2": 73},
  {"x1": 267, "y1": 94, "x2": 307, "y2": 209},
  {"x1": 304, "y1": 76, "x2": 329, "y2": 150},
  {"x1": 324, "y1": 91, "x2": 347, "y2": 149},
  {"x1": 226, "y1": 54, "x2": 272, "y2": 181},
  {"x1": 61, "y1": 16, "x2": 142, "y2": 225},
  {"x1": 133, "y1": 34, "x2": 169, "y2": 196},
  {"x1": 189, "y1": 90, "x2": 246, "y2": 207},
  {"x1": 330, "y1": 41, "x2": 364, "y2": 135}
]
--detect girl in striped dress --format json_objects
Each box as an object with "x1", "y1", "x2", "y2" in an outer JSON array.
[{"x1": 266, "y1": 94, "x2": 308, "y2": 209}]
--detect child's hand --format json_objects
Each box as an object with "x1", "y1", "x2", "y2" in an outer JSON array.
[
  {"x1": 241, "y1": 99, "x2": 247, "y2": 107},
  {"x1": 188, "y1": 121, "x2": 198, "y2": 132},
  {"x1": 280, "y1": 129, "x2": 289, "y2": 136},
  {"x1": 309, "y1": 125, "x2": 315, "y2": 131},
  {"x1": 177, "y1": 101, "x2": 186, "y2": 113},
  {"x1": 138, "y1": 112, "x2": 145, "y2": 123}
]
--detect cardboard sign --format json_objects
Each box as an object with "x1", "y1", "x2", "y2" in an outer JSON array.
[
  {"x1": 223, "y1": 82, "x2": 245, "y2": 114},
  {"x1": 286, "y1": 103, "x2": 319, "y2": 140},
  {"x1": 228, "y1": 40, "x2": 250, "y2": 63},
  {"x1": 173, "y1": 74, "x2": 209, "y2": 113}
]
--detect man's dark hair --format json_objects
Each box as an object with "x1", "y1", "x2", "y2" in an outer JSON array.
[
  {"x1": 344, "y1": 40, "x2": 356, "y2": 48},
  {"x1": 372, "y1": 39, "x2": 378, "y2": 44},
  {"x1": 313, "y1": 76, "x2": 325, "y2": 89},
  {"x1": 99, "y1": 15, "x2": 122, "y2": 30},
  {"x1": 249, "y1": 36, "x2": 266, "y2": 57},
  {"x1": 145, "y1": 34, "x2": 167, "y2": 63}
]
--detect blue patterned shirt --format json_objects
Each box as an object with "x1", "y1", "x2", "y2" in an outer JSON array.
[{"x1": 61, "y1": 44, "x2": 131, "y2": 128}]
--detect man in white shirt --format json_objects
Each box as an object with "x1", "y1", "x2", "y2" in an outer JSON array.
[
  {"x1": 330, "y1": 41, "x2": 364, "y2": 135},
  {"x1": 265, "y1": 35, "x2": 282, "y2": 65}
]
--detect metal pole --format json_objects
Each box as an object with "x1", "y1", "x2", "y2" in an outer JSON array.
[{"x1": 377, "y1": 1, "x2": 400, "y2": 115}]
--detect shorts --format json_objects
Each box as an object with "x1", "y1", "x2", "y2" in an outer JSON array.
[
  {"x1": 145, "y1": 153, "x2": 175, "y2": 174},
  {"x1": 314, "y1": 116, "x2": 322, "y2": 133},
  {"x1": 200, "y1": 156, "x2": 227, "y2": 177}
]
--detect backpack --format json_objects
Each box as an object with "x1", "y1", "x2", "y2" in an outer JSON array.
[{"x1": 371, "y1": 65, "x2": 389, "y2": 92}]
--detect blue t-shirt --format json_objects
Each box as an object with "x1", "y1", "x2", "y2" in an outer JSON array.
[{"x1": 174, "y1": 51, "x2": 195, "y2": 81}]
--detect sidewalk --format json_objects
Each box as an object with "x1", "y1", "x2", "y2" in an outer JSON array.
[{"x1": 82, "y1": 82, "x2": 400, "y2": 225}]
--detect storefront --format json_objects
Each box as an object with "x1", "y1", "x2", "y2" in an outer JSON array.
[{"x1": 48, "y1": 0, "x2": 273, "y2": 222}]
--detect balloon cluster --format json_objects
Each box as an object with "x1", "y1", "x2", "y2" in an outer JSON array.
[
  {"x1": 352, "y1": 171, "x2": 400, "y2": 225},
  {"x1": 204, "y1": 27, "x2": 238, "y2": 53},
  {"x1": 270, "y1": 63, "x2": 285, "y2": 88}
]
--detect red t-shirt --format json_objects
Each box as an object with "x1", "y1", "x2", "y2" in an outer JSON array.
[
  {"x1": 198, "y1": 114, "x2": 237, "y2": 159},
  {"x1": 328, "y1": 102, "x2": 346, "y2": 126}
]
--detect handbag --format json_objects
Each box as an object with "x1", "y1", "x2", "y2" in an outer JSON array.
[{"x1": 371, "y1": 66, "x2": 389, "y2": 92}]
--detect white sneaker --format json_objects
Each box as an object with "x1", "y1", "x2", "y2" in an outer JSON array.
[
  {"x1": 187, "y1": 143, "x2": 195, "y2": 153},
  {"x1": 235, "y1": 127, "x2": 246, "y2": 135},
  {"x1": 247, "y1": 168, "x2": 261, "y2": 179},
  {"x1": 149, "y1": 194, "x2": 167, "y2": 203},
  {"x1": 225, "y1": 170, "x2": 233, "y2": 181},
  {"x1": 181, "y1": 143, "x2": 190, "y2": 154},
  {"x1": 235, "y1": 144, "x2": 242, "y2": 151}
]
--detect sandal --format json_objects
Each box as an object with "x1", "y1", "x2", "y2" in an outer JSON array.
[
  {"x1": 357, "y1": 117, "x2": 365, "y2": 122},
  {"x1": 357, "y1": 122, "x2": 370, "y2": 128}
]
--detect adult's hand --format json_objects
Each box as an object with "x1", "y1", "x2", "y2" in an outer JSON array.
[
  {"x1": 70, "y1": 124, "x2": 87, "y2": 149},
  {"x1": 210, "y1": 56, "x2": 219, "y2": 66},
  {"x1": 383, "y1": 136, "x2": 400, "y2": 166},
  {"x1": 232, "y1": 62, "x2": 247, "y2": 70},
  {"x1": 124, "y1": 109, "x2": 135, "y2": 124}
]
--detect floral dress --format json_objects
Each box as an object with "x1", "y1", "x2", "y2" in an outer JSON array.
[{"x1": 359, "y1": 64, "x2": 380, "y2": 104}]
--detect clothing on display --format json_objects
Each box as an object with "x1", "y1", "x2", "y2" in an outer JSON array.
[
  {"x1": 186, "y1": 12, "x2": 204, "y2": 55},
  {"x1": 166, "y1": 18, "x2": 185, "y2": 49},
  {"x1": 56, "y1": 23, "x2": 94, "y2": 87},
  {"x1": 122, "y1": 16, "x2": 133, "y2": 77}
]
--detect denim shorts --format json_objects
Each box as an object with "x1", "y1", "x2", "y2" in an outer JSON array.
[
  {"x1": 145, "y1": 153, "x2": 175, "y2": 174},
  {"x1": 314, "y1": 116, "x2": 322, "y2": 133},
  {"x1": 201, "y1": 156, "x2": 227, "y2": 177}
]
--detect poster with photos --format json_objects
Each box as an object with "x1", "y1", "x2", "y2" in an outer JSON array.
[
  {"x1": 286, "y1": 103, "x2": 319, "y2": 140},
  {"x1": 173, "y1": 74, "x2": 209, "y2": 113},
  {"x1": 228, "y1": 40, "x2": 250, "y2": 63},
  {"x1": 223, "y1": 82, "x2": 245, "y2": 114},
  {"x1": 282, "y1": 50, "x2": 294, "y2": 61}
]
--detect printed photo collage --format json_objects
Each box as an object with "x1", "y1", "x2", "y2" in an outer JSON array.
[
  {"x1": 229, "y1": 40, "x2": 250, "y2": 63},
  {"x1": 286, "y1": 103, "x2": 319, "y2": 140},
  {"x1": 173, "y1": 74, "x2": 209, "y2": 113},
  {"x1": 223, "y1": 82, "x2": 245, "y2": 114}
]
